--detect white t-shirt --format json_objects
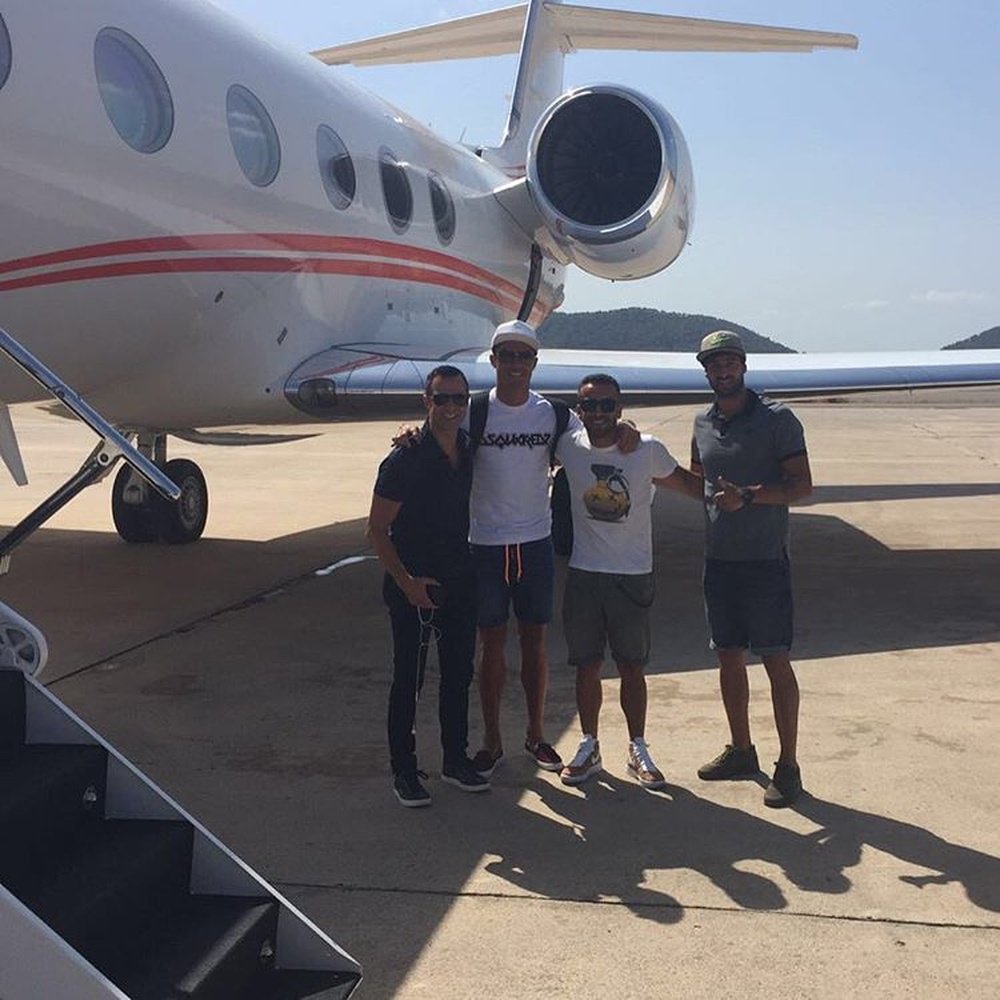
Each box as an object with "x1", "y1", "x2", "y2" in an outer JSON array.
[
  {"x1": 468, "y1": 389, "x2": 582, "y2": 545},
  {"x1": 556, "y1": 430, "x2": 677, "y2": 574}
]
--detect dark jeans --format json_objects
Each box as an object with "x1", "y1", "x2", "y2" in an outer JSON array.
[{"x1": 384, "y1": 574, "x2": 477, "y2": 776}]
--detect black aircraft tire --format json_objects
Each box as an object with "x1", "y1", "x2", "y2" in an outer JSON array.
[
  {"x1": 111, "y1": 464, "x2": 159, "y2": 543},
  {"x1": 155, "y1": 458, "x2": 208, "y2": 545}
]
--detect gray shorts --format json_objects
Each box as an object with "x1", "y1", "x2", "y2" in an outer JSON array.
[
  {"x1": 703, "y1": 557, "x2": 793, "y2": 656},
  {"x1": 563, "y1": 568, "x2": 655, "y2": 667}
]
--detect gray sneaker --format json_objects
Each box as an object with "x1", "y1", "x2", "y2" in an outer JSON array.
[
  {"x1": 764, "y1": 761, "x2": 802, "y2": 808},
  {"x1": 697, "y1": 744, "x2": 760, "y2": 781}
]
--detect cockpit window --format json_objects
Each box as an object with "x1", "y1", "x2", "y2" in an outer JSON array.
[
  {"x1": 0, "y1": 16, "x2": 12, "y2": 91},
  {"x1": 226, "y1": 84, "x2": 280, "y2": 187},
  {"x1": 316, "y1": 125, "x2": 355, "y2": 209},
  {"x1": 94, "y1": 27, "x2": 173, "y2": 153},
  {"x1": 428, "y1": 172, "x2": 456, "y2": 244},
  {"x1": 379, "y1": 150, "x2": 412, "y2": 233}
]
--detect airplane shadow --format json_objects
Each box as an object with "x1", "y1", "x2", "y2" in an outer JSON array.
[{"x1": 4, "y1": 486, "x2": 998, "y2": 679}]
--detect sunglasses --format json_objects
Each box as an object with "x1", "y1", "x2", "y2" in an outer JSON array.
[
  {"x1": 495, "y1": 349, "x2": 536, "y2": 363},
  {"x1": 577, "y1": 397, "x2": 618, "y2": 413},
  {"x1": 429, "y1": 392, "x2": 469, "y2": 406}
]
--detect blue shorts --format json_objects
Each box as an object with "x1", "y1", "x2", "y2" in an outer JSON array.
[
  {"x1": 472, "y1": 537, "x2": 554, "y2": 628},
  {"x1": 703, "y1": 558, "x2": 793, "y2": 656}
]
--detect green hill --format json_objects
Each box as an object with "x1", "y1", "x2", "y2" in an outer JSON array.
[
  {"x1": 538, "y1": 308, "x2": 795, "y2": 353},
  {"x1": 943, "y1": 326, "x2": 1000, "y2": 350}
]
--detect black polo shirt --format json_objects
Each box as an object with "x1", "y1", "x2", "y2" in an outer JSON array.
[
  {"x1": 691, "y1": 390, "x2": 807, "y2": 561},
  {"x1": 374, "y1": 425, "x2": 474, "y2": 580}
]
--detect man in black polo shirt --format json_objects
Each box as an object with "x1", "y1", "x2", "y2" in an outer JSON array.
[
  {"x1": 690, "y1": 331, "x2": 813, "y2": 807},
  {"x1": 367, "y1": 365, "x2": 488, "y2": 807}
]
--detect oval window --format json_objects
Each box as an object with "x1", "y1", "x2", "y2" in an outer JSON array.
[
  {"x1": 226, "y1": 84, "x2": 280, "y2": 187},
  {"x1": 0, "y1": 16, "x2": 12, "y2": 91},
  {"x1": 428, "y1": 172, "x2": 456, "y2": 244},
  {"x1": 316, "y1": 125, "x2": 356, "y2": 210},
  {"x1": 379, "y1": 151, "x2": 412, "y2": 233},
  {"x1": 94, "y1": 27, "x2": 173, "y2": 153}
]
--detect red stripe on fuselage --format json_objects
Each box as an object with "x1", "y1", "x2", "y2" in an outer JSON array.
[
  {"x1": 0, "y1": 233, "x2": 526, "y2": 302},
  {"x1": 0, "y1": 254, "x2": 522, "y2": 311}
]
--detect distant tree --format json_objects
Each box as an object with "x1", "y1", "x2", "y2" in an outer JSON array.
[
  {"x1": 942, "y1": 326, "x2": 1000, "y2": 350},
  {"x1": 538, "y1": 308, "x2": 795, "y2": 353}
]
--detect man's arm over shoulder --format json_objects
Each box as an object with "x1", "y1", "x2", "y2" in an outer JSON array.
[{"x1": 654, "y1": 464, "x2": 704, "y2": 501}]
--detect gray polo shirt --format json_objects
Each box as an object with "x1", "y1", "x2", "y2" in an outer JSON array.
[{"x1": 691, "y1": 390, "x2": 807, "y2": 561}]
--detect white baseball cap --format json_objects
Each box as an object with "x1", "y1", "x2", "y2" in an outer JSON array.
[{"x1": 491, "y1": 320, "x2": 540, "y2": 352}]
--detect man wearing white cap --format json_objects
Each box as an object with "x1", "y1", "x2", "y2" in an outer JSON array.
[{"x1": 469, "y1": 320, "x2": 636, "y2": 776}]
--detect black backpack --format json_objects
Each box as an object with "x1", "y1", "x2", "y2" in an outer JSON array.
[{"x1": 468, "y1": 392, "x2": 574, "y2": 556}]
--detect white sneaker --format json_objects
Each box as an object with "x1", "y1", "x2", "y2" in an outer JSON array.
[
  {"x1": 560, "y1": 735, "x2": 602, "y2": 786},
  {"x1": 627, "y1": 737, "x2": 666, "y2": 790}
]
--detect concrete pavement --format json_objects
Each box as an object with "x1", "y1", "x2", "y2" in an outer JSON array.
[{"x1": 1, "y1": 391, "x2": 998, "y2": 998}]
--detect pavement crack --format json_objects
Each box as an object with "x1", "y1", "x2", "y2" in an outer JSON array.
[{"x1": 276, "y1": 880, "x2": 1000, "y2": 932}]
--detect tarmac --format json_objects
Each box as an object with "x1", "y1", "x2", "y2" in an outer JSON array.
[{"x1": 1, "y1": 387, "x2": 998, "y2": 999}]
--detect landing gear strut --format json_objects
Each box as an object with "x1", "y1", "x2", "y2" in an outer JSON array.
[{"x1": 111, "y1": 435, "x2": 208, "y2": 545}]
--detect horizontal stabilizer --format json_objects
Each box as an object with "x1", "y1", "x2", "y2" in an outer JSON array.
[{"x1": 311, "y1": 2, "x2": 857, "y2": 67}]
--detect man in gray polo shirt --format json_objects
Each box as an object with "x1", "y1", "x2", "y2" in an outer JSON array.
[{"x1": 690, "y1": 331, "x2": 813, "y2": 807}]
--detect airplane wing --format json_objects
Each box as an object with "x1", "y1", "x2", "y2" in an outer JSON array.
[
  {"x1": 284, "y1": 346, "x2": 1000, "y2": 415},
  {"x1": 311, "y1": 3, "x2": 857, "y2": 66}
]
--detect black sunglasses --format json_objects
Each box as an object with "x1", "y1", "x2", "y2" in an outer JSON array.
[
  {"x1": 577, "y1": 397, "x2": 618, "y2": 413},
  {"x1": 429, "y1": 392, "x2": 469, "y2": 406},
  {"x1": 495, "y1": 349, "x2": 536, "y2": 363}
]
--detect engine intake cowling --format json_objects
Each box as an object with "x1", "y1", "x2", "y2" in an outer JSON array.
[{"x1": 525, "y1": 85, "x2": 694, "y2": 280}]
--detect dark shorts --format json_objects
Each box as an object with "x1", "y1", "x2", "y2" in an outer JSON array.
[
  {"x1": 563, "y1": 568, "x2": 654, "y2": 667},
  {"x1": 703, "y1": 558, "x2": 793, "y2": 656},
  {"x1": 472, "y1": 537, "x2": 554, "y2": 628}
]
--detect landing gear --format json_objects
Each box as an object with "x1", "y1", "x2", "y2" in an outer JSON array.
[
  {"x1": 111, "y1": 437, "x2": 208, "y2": 545},
  {"x1": 154, "y1": 458, "x2": 208, "y2": 544}
]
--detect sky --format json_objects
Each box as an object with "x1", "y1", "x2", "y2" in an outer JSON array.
[{"x1": 209, "y1": 0, "x2": 999, "y2": 352}]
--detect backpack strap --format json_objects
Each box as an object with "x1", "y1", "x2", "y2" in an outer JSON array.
[
  {"x1": 468, "y1": 391, "x2": 490, "y2": 453},
  {"x1": 548, "y1": 398, "x2": 571, "y2": 466}
]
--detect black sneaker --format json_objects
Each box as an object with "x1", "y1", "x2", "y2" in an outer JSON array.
[
  {"x1": 471, "y1": 746, "x2": 503, "y2": 777},
  {"x1": 442, "y1": 758, "x2": 491, "y2": 793},
  {"x1": 393, "y1": 770, "x2": 431, "y2": 808},
  {"x1": 764, "y1": 761, "x2": 802, "y2": 808},
  {"x1": 697, "y1": 744, "x2": 760, "y2": 781}
]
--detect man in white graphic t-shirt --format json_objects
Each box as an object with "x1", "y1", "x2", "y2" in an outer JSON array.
[
  {"x1": 469, "y1": 323, "x2": 638, "y2": 778},
  {"x1": 554, "y1": 373, "x2": 703, "y2": 789}
]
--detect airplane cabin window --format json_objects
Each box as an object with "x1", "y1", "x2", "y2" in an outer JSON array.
[
  {"x1": 226, "y1": 84, "x2": 280, "y2": 187},
  {"x1": 316, "y1": 125, "x2": 355, "y2": 209},
  {"x1": 94, "y1": 28, "x2": 173, "y2": 153},
  {"x1": 0, "y1": 16, "x2": 11, "y2": 91},
  {"x1": 429, "y1": 172, "x2": 456, "y2": 244},
  {"x1": 379, "y1": 151, "x2": 413, "y2": 233}
]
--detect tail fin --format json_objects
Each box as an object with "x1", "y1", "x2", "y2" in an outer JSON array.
[{"x1": 312, "y1": 1, "x2": 856, "y2": 173}]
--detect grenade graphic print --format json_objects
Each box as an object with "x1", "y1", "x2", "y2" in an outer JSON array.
[{"x1": 583, "y1": 463, "x2": 631, "y2": 522}]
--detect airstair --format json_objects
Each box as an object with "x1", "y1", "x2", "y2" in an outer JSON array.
[{"x1": 0, "y1": 329, "x2": 361, "y2": 998}]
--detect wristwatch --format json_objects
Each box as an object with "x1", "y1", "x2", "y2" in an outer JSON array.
[{"x1": 739, "y1": 487, "x2": 755, "y2": 505}]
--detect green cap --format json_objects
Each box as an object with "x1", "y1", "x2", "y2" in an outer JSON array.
[{"x1": 697, "y1": 330, "x2": 746, "y2": 365}]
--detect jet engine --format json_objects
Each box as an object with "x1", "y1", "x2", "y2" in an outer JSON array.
[{"x1": 525, "y1": 85, "x2": 694, "y2": 280}]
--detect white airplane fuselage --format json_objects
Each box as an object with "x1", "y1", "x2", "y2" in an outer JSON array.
[{"x1": 0, "y1": 0, "x2": 553, "y2": 429}]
